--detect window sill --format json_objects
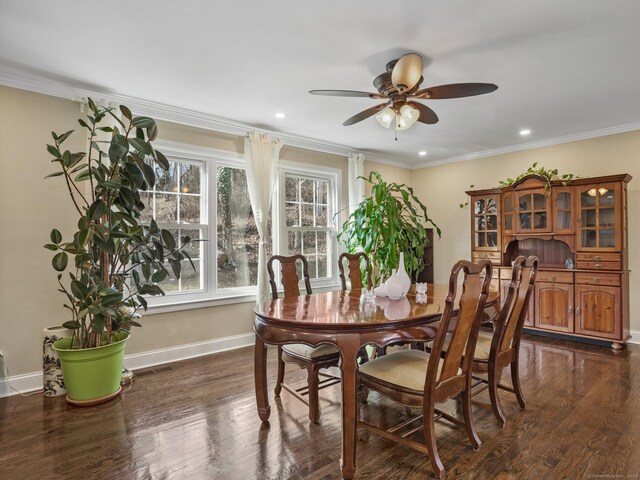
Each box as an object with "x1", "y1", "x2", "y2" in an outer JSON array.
[
  {"x1": 144, "y1": 293, "x2": 257, "y2": 315},
  {"x1": 142, "y1": 283, "x2": 343, "y2": 316}
]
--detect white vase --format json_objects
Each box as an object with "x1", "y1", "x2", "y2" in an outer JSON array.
[
  {"x1": 397, "y1": 252, "x2": 412, "y2": 296},
  {"x1": 43, "y1": 325, "x2": 72, "y2": 397},
  {"x1": 385, "y1": 269, "x2": 404, "y2": 300}
]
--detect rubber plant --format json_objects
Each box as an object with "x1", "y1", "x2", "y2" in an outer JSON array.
[
  {"x1": 44, "y1": 98, "x2": 194, "y2": 349},
  {"x1": 337, "y1": 171, "x2": 441, "y2": 285}
]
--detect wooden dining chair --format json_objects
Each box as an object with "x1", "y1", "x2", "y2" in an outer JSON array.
[
  {"x1": 267, "y1": 254, "x2": 341, "y2": 423},
  {"x1": 357, "y1": 260, "x2": 493, "y2": 479},
  {"x1": 467, "y1": 255, "x2": 539, "y2": 427},
  {"x1": 338, "y1": 252, "x2": 373, "y2": 291}
]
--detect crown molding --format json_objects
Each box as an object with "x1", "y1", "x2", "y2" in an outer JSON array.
[
  {"x1": 0, "y1": 67, "x2": 371, "y2": 161},
  {"x1": 5, "y1": 66, "x2": 637, "y2": 172},
  {"x1": 412, "y1": 121, "x2": 640, "y2": 170}
]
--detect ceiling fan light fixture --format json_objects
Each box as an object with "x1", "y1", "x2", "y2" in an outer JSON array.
[
  {"x1": 375, "y1": 106, "x2": 396, "y2": 128},
  {"x1": 391, "y1": 53, "x2": 423, "y2": 93},
  {"x1": 395, "y1": 104, "x2": 420, "y2": 130}
]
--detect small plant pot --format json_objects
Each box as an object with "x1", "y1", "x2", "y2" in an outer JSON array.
[{"x1": 53, "y1": 331, "x2": 129, "y2": 406}]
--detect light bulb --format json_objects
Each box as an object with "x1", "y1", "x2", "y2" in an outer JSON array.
[
  {"x1": 375, "y1": 107, "x2": 396, "y2": 128},
  {"x1": 587, "y1": 188, "x2": 597, "y2": 197},
  {"x1": 598, "y1": 187, "x2": 608, "y2": 196},
  {"x1": 395, "y1": 105, "x2": 419, "y2": 130}
]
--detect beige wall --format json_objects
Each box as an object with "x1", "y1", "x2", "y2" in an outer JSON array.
[
  {"x1": 411, "y1": 130, "x2": 640, "y2": 331},
  {"x1": 4, "y1": 81, "x2": 637, "y2": 378},
  {"x1": 364, "y1": 160, "x2": 414, "y2": 194},
  {"x1": 0, "y1": 86, "x2": 351, "y2": 376}
]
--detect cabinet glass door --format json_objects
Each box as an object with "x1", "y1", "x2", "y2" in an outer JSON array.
[
  {"x1": 473, "y1": 195, "x2": 500, "y2": 250},
  {"x1": 554, "y1": 187, "x2": 574, "y2": 234},
  {"x1": 578, "y1": 183, "x2": 619, "y2": 250},
  {"x1": 517, "y1": 190, "x2": 550, "y2": 232},
  {"x1": 503, "y1": 193, "x2": 514, "y2": 234}
]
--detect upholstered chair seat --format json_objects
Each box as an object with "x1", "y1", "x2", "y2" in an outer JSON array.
[
  {"x1": 442, "y1": 331, "x2": 493, "y2": 361},
  {"x1": 283, "y1": 343, "x2": 339, "y2": 359}
]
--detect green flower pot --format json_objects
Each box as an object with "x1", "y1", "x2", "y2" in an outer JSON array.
[{"x1": 53, "y1": 331, "x2": 129, "y2": 405}]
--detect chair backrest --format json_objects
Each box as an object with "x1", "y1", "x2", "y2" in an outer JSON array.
[
  {"x1": 493, "y1": 255, "x2": 539, "y2": 357},
  {"x1": 266, "y1": 254, "x2": 312, "y2": 300},
  {"x1": 426, "y1": 260, "x2": 493, "y2": 392},
  {"x1": 338, "y1": 252, "x2": 373, "y2": 291}
]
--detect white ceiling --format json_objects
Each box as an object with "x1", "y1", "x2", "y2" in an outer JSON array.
[{"x1": 2, "y1": 1, "x2": 640, "y2": 166}]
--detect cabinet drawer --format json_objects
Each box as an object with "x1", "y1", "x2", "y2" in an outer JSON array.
[
  {"x1": 499, "y1": 268, "x2": 513, "y2": 280},
  {"x1": 472, "y1": 251, "x2": 501, "y2": 265},
  {"x1": 576, "y1": 261, "x2": 621, "y2": 271},
  {"x1": 536, "y1": 271, "x2": 573, "y2": 283},
  {"x1": 576, "y1": 253, "x2": 621, "y2": 263},
  {"x1": 575, "y1": 273, "x2": 620, "y2": 287}
]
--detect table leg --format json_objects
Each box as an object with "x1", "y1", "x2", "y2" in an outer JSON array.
[
  {"x1": 254, "y1": 336, "x2": 271, "y2": 422},
  {"x1": 338, "y1": 334, "x2": 361, "y2": 479}
]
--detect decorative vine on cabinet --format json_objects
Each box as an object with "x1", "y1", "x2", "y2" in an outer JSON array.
[{"x1": 467, "y1": 173, "x2": 631, "y2": 349}]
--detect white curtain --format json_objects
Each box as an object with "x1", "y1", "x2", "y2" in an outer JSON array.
[
  {"x1": 244, "y1": 131, "x2": 283, "y2": 305},
  {"x1": 348, "y1": 153, "x2": 365, "y2": 215}
]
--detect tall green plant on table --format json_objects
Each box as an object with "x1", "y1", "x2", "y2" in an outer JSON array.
[
  {"x1": 337, "y1": 171, "x2": 441, "y2": 285},
  {"x1": 45, "y1": 99, "x2": 194, "y2": 404}
]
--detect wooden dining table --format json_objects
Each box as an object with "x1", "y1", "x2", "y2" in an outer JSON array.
[{"x1": 253, "y1": 284, "x2": 499, "y2": 479}]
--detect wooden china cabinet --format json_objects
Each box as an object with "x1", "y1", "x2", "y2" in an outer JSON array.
[{"x1": 467, "y1": 173, "x2": 631, "y2": 349}]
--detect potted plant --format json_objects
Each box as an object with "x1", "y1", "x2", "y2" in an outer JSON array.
[
  {"x1": 338, "y1": 171, "x2": 441, "y2": 286},
  {"x1": 45, "y1": 99, "x2": 193, "y2": 405}
]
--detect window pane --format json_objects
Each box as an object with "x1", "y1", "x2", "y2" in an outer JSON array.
[
  {"x1": 316, "y1": 181, "x2": 328, "y2": 205},
  {"x1": 315, "y1": 205, "x2": 327, "y2": 226},
  {"x1": 157, "y1": 263, "x2": 179, "y2": 292},
  {"x1": 301, "y1": 179, "x2": 314, "y2": 203},
  {"x1": 180, "y1": 163, "x2": 200, "y2": 194},
  {"x1": 179, "y1": 195, "x2": 200, "y2": 224},
  {"x1": 600, "y1": 229, "x2": 615, "y2": 248},
  {"x1": 599, "y1": 208, "x2": 615, "y2": 228},
  {"x1": 318, "y1": 256, "x2": 328, "y2": 278},
  {"x1": 155, "y1": 163, "x2": 178, "y2": 192},
  {"x1": 556, "y1": 192, "x2": 570, "y2": 210},
  {"x1": 285, "y1": 202, "x2": 300, "y2": 227},
  {"x1": 301, "y1": 205, "x2": 314, "y2": 227},
  {"x1": 180, "y1": 259, "x2": 201, "y2": 291},
  {"x1": 139, "y1": 191, "x2": 153, "y2": 223},
  {"x1": 216, "y1": 166, "x2": 258, "y2": 289},
  {"x1": 288, "y1": 231, "x2": 301, "y2": 254},
  {"x1": 303, "y1": 231, "x2": 317, "y2": 255},
  {"x1": 474, "y1": 199, "x2": 485, "y2": 214},
  {"x1": 317, "y1": 232, "x2": 327, "y2": 254},
  {"x1": 155, "y1": 193, "x2": 177, "y2": 223},
  {"x1": 285, "y1": 176, "x2": 299, "y2": 202},
  {"x1": 180, "y1": 228, "x2": 201, "y2": 259}
]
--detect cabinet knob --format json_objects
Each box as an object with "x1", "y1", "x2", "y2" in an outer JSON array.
[
  {"x1": 594, "y1": 278, "x2": 600, "y2": 284},
  {"x1": 576, "y1": 307, "x2": 582, "y2": 314},
  {"x1": 595, "y1": 264, "x2": 602, "y2": 270},
  {"x1": 568, "y1": 306, "x2": 573, "y2": 314},
  {"x1": 595, "y1": 256, "x2": 601, "y2": 261},
  {"x1": 552, "y1": 276, "x2": 557, "y2": 282}
]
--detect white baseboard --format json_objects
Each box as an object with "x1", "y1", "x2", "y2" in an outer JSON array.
[
  {"x1": 0, "y1": 332, "x2": 255, "y2": 398},
  {"x1": 628, "y1": 330, "x2": 640, "y2": 345}
]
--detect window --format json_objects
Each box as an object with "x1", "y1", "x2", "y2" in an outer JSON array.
[
  {"x1": 277, "y1": 163, "x2": 340, "y2": 287},
  {"x1": 141, "y1": 142, "x2": 341, "y2": 311},
  {"x1": 216, "y1": 165, "x2": 263, "y2": 291},
  {"x1": 141, "y1": 142, "x2": 262, "y2": 310},
  {"x1": 140, "y1": 156, "x2": 207, "y2": 295}
]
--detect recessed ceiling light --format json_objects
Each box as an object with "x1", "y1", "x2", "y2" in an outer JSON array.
[
  {"x1": 275, "y1": 112, "x2": 286, "y2": 119},
  {"x1": 519, "y1": 129, "x2": 531, "y2": 136},
  {"x1": 418, "y1": 150, "x2": 427, "y2": 156}
]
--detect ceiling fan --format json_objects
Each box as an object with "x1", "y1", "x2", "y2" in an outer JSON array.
[{"x1": 309, "y1": 53, "x2": 498, "y2": 131}]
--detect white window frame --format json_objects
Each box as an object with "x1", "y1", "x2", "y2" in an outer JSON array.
[
  {"x1": 144, "y1": 143, "x2": 343, "y2": 314},
  {"x1": 145, "y1": 141, "x2": 256, "y2": 313},
  {"x1": 275, "y1": 160, "x2": 342, "y2": 290}
]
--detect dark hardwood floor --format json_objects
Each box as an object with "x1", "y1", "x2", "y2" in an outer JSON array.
[{"x1": 1, "y1": 334, "x2": 639, "y2": 479}]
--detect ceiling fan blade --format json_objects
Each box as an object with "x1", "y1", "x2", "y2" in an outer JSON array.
[
  {"x1": 309, "y1": 89, "x2": 383, "y2": 99},
  {"x1": 391, "y1": 53, "x2": 423, "y2": 93},
  {"x1": 343, "y1": 102, "x2": 390, "y2": 126},
  {"x1": 408, "y1": 101, "x2": 439, "y2": 124},
  {"x1": 413, "y1": 83, "x2": 498, "y2": 99}
]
